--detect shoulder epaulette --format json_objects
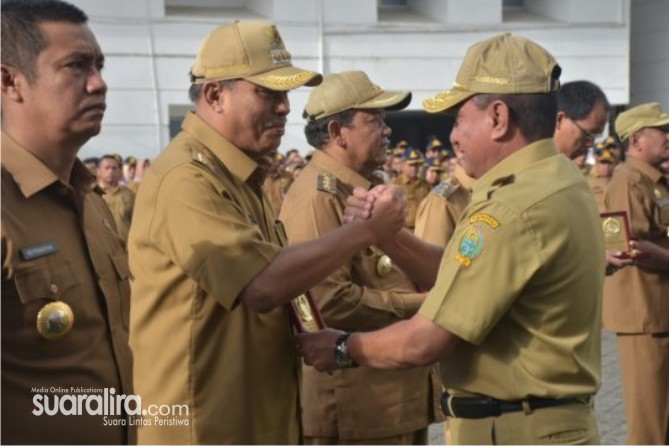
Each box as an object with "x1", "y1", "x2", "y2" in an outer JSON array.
[
  {"x1": 432, "y1": 180, "x2": 459, "y2": 201},
  {"x1": 191, "y1": 148, "x2": 214, "y2": 172},
  {"x1": 487, "y1": 174, "x2": 515, "y2": 200},
  {"x1": 317, "y1": 171, "x2": 337, "y2": 195}
]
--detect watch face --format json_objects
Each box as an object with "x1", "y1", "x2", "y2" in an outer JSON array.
[{"x1": 334, "y1": 334, "x2": 354, "y2": 368}]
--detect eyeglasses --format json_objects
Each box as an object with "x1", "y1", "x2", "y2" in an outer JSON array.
[{"x1": 569, "y1": 118, "x2": 602, "y2": 141}]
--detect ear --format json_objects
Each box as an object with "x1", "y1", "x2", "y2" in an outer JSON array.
[
  {"x1": 628, "y1": 132, "x2": 642, "y2": 152},
  {"x1": 555, "y1": 111, "x2": 567, "y2": 130},
  {"x1": 1, "y1": 64, "x2": 25, "y2": 102},
  {"x1": 488, "y1": 100, "x2": 512, "y2": 141},
  {"x1": 201, "y1": 81, "x2": 224, "y2": 112},
  {"x1": 327, "y1": 120, "x2": 346, "y2": 148}
]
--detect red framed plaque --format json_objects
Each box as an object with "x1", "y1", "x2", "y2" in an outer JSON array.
[{"x1": 288, "y1": 291, "x2": 326, "y2": 333}]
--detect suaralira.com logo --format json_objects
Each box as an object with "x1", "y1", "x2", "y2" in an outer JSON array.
[{"x1": 31, "y1": 387, "x2": 189, "y2": 427}]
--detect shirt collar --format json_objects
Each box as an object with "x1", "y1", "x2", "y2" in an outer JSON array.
[
  {"x1": 182, "y1": 111, "x2": 259, "y2": 184},
  {"x1": 471, "y1": 138, "x2": 559, "y2": 202},
  {"x1": 1, "y1": 131, "x2": 96, "y2": 198},
  {"x1": 625, "y1": 156, "x2": 664, "y2": 184},
  {"x1": 311, "y1": 150, "x2": 372, "y2": 189}
]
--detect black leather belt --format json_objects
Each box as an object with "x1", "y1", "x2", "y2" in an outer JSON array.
[{"x1": 440, "y1": 393, "x2": 587, "y2": 419}]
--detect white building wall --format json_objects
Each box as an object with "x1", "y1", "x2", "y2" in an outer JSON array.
[
  {"x1": 630, "y1": 0, "x2": 669, "y2": 110},
  {"x1": 71, "y1": 0, "x2": 634, "y2": 159}
]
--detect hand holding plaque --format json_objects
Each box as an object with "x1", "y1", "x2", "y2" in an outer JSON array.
[{"x1": 288, "y1": 292, "x2": 326, "y2": 333}]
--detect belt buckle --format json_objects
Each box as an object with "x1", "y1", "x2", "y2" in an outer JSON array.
[{"x1": 446, "y1": 395, "x2": 502, "y2": 419}]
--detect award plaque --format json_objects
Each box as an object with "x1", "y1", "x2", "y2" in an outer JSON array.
[
  {"x1": 601, "y1": 211, "x2": 632, "y2": 258},
  {"x1": 288, "y1": 291, "x2": 326, "y2": 333}
]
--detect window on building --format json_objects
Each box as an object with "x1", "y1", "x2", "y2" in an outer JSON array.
[
  {"x1": 377, "y1": 0, "x2": 440, "y2": 24},
  {"x1": 503, "y1": 0, "x2": 525, "y2": 8},
  {"x1": 379, "y1": 0, "x2": 408, "y2": 8},
  {"x1": 164, "y1": 0, "x2": 266, "y2": 20}
]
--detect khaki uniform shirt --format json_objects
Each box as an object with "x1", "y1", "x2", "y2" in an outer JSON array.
[
  {"x1": 603, "y1": 157, "x2": 669, "y2": 333},
  {"x1": 586, "y1": 171, "x2": 611, "y2": 213},
  {"x1": 415, "y1": 164, "x2": 473, "y2": 248},
  {"x1": 100, "y1": 184, "x2": 135, "y2": 244},
  {"x1": 393, "y1": 174, "x2": 431, "y2": 230},
  {"x1": 263, "y1": 169, "x2": 294, "y2": 216},
  {"x1": 128, "y1": 112, "x2": 300, "y2": 445},
  {"x1": 280, "y1": 150, "x2": 442, "y2": 439},
  {"x1": 419, "y1": 139, "x2": 604, "y2": 400},
  {"x1": 1, "y1": 132, "x2": 134, "y2": 444}
]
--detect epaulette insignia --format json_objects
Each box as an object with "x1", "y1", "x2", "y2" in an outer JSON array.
[
  {"x1": 192, "y1": 149, "x2": 213, "y2": 170},
  {"x1": 317, "y1": 171, "x2": 337, "y2": 195},
  {"x1": 432, "y1": 181, "x2": 459, "y2": 200}
]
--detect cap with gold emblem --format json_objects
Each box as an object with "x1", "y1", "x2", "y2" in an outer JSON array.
[
  {"x1": 423, "y1": 33, "x2": 561, "y2": 115},
  {"x1": 427, "y1": 157, "x2": 445, "y2": 172},
  {"x1": 615, "y1": 102, "x2": 669, "y2": 141},
  {"x1": 595, "y1": 149, "x2": 617, "y2": 164},
  {"x1": 429, "y1": 138, "x2": 444, "y2": 150},
  {"x1": 190, "y1": 20, "x2": 322, "y2": 91},
  {"x1": 404, "y1": 147, "x2": 424, "y2": 165},
  {"x1": 36, "y1": 301, "x2": 74, "y2": 341},
  {"x1": 303, "y1": 70, "x2": 411, "y2": 122}
]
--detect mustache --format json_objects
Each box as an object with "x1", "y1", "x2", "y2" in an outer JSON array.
[{"x1": 263, "y1": 119, "x2": 286, "y2": 129}]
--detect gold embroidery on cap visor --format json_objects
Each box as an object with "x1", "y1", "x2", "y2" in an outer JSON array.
[
  {"x1": 253, "y1": 70, "x2": 321, "y2": 91},
  {"x1": 423, "y1": 87, "x2": 476, "y2": 114}
]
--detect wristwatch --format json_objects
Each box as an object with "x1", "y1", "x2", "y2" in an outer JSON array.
[{"x1": 334, "y1": 332, "x2": 358, "y2": 368}]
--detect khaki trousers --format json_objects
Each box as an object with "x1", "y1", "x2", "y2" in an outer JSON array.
[
  {"x1": 304, "y1": 427, "x2": 427, "y2": 445},
  {"x1": 617, "y1": 333, "x2": 669, "y2": 445},
  {"x1": 448, "y1": 402, "x2": 599, "y2": 445}
]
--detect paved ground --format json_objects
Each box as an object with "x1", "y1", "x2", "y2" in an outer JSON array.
[{"x1": 428, "y1": 330, "x2": 627, "y2": 444}]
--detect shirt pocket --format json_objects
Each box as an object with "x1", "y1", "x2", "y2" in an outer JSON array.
[{"x1": 5, "y1": 261, "x2": 82, "y2": 350}]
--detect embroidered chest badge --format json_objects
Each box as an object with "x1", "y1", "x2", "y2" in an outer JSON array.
[{"x1": 455, "y1": 213, "x2": 500, "y2": 267}]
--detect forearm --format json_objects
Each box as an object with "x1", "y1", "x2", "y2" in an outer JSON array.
[
  {"x1": 240, "y1": 221, "x2": 376, "y2": 312},
  {"x1": 347, "y1": 315, "x2": 456, "y2": 369},
  {"x1": 379, "y1": 229, "x2": 444, "y2": 289}
]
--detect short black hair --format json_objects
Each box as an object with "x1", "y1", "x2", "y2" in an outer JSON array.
[
  {"x1": 303, "y1": 109, "x2": 357, "y2": 149},
  {"x1": 99, "y1": 154, "x2": 121, "y2": 168},
  {"x1": 557, "y1": 81, "x2": 609, "y2": 120},
  {"x1": 472, "y1": 92, "x2": 558, "y2": 142},
  {"x1": 82, "y1": 156, "x2": 100, "y2": 167},
  {"x1": 1, "y1": 0, "x2": 88, "y2": 82}
]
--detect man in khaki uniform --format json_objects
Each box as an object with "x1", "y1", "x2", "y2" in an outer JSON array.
[
  {"x1": 393, "y1": 147, "x2": 431, "y2": 230},
  {"x1": 423, "y1": 157, "x2": 444, "y2": 188},
  {"x1": 587, "y1": 148, "x2": 617, "y2": 212},
  {"x1": 553, "y1": 80, "x2": 609, "y2": 164},
  {"x1": 603, "y1": 102, "x2": 669, "y2": 445},
  {"x1": 1, "y1": 1, "x2": 134, "y2": 443},
  {"x1": 281, "y1": 70, "x2": 442, "y2": 445},
  {"x1": 297, "y1": 33, "x2": 604, "y2": 445},
  {"x1": 98, "y1": 154, "x2": 136, "y2": 244},
  {"x1": 414, "y1": 163, "x2": 474, "y2": 248},
  {"x1": 128, "y1": 21, "x2": 406, "y2": 445}
]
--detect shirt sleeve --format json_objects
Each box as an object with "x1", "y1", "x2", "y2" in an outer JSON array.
[
  {"x1": 419, "y1": 202, "x2": 542, "y2": 345},
  {"x1": 280, "y1": 190, "x2": 425, "y2": 332},
  {"x1": 604, "y1": 173, "x2": 654, "y2": 240},
  {"x1": 415, "y1": 194, "x2": 458, "y2": 248},
  {"x1": 149, "y1": 166, "x2": 280, "y2": 310}
]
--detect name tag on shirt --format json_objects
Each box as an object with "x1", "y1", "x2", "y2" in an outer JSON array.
[{"x1": 20, "y1": 241, "x2": 59, "y2": 261}]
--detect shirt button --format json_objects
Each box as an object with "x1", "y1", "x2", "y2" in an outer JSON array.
[
  {"x1": 50, "y1": 284, "x2": 58, "y2": 294},
  {"x1": 59, "y1": 187, "x2": 69, "y2": 196}
]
